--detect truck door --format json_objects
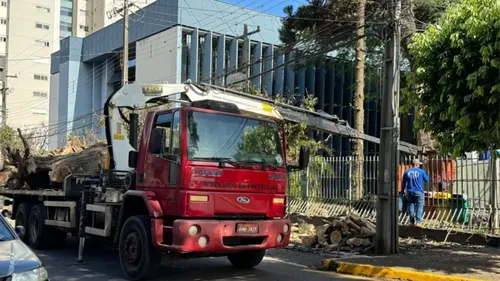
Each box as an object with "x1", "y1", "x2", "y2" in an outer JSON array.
[{"x1": 139, "y1": 110, "x2": 181, "y2": 208}]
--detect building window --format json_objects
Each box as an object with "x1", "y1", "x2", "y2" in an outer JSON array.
[
  {"x1": 61, "y1": 22, "x2": 72, "y2": 32},
  {"x1": 60, "y1": 7, "x2": 72, "y2": 17},
  {"x1": 1, "y1": 2, "x2": 6, "y2": 7},
  {"x1": 34, "y1": 74, "x2": 48, "y2": 81},
  {"x1": 0, "y1": 18, "x2": 6, "y2": 24},
  {"x1": 0, "y1": 37, "x2": 6, "y2": 42},
  {"x1": 35, "y1": 23, "x2": 50, "y2": 30},
  {"x1": 36, "y1": 5, "x2": 50, "y2": 13},
  {"x1": 35, "y1": 40, "x2": 50, "y2": 47},
  {"x1": 79, "y1": 25, "x2": 89, "y2": 32},
  {"x1": 33, "y1": 91, "x2": 48, "y2": 97}
]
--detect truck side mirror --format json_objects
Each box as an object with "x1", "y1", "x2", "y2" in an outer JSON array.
[
  {"x1": 298, "y1": 146, "x2": 310, "y2": 169},
  {"x1": 151, "y1": 128, "x2": 166, "y2": 155}
]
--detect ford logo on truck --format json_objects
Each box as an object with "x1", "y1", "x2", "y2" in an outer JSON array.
[{"x1": 237, "y1": 196, "x2": 250, "y2": 204}]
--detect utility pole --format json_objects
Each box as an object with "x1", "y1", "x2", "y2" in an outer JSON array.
[
  {"x1": 239, "y1": 24, "x2": 260, "y2": 76},
  {"x1": 376, "y1": 0, "x2": 401, "y2": 255},
  {"x1": 108, "y1": 0, "x2": 133, "y2": 86},
  {"x1": 2, "y1": 0, "x2": 17, "y2": 127},
  {"x1": 121, "y1": 0, "x2": 129, "y2": 86},
  {"x1": 239, "y1": 24, "x2": 260, "y2": 87},
  {"x1": 226, "y1": 24, "x2": 260, "y2": 91}
]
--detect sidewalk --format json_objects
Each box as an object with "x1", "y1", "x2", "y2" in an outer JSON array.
[{"x1": 322, "y1": 244, "x2": 500, "y2": 281}]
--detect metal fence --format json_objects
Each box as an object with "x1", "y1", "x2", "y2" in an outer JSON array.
[{"x1": 287, "y1": 155, "x2": 500, "y2": 234}]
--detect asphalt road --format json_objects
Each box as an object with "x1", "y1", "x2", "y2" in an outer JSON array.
[{"x1": 34, "y1": 239, "x2": 373, "y2": 281}]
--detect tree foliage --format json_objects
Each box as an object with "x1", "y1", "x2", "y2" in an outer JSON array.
[
  {"x1": 277, "y1": 94, "x2": 334, "y2": 197},
  {"x1": 405, "y1": 0, "x2": 500, "y2": 156},
  {"x1": 0, "y1": 126, "x2": 24, "y2": 153}
]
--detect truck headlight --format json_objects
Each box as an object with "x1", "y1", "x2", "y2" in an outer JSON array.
[{"x1": 11, "y1": 266, "x2": 48, "y2": 281}]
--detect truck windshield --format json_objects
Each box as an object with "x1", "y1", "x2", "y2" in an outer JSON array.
[{"x1": 187, "y1": 110, "x2": 284, "y2": 166}]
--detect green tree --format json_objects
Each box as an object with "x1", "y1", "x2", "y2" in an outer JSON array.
[
  {"x1": 0, "y1": 126, "x2": 24, "y2": 154},
  {"x1": 405, "y1": 0, "x2": 500, "y2": 157}
]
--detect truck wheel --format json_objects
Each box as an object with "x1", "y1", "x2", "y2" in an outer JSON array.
[
  {"x1": 15, "y1": 203, "x2": 33, "y2": 242},
  {"x1": 28, "y1": 205, "x2": 50, "y2": 249},
  {"x1": 227, "y1": 250, "x2": 266, "y2": 269},
  {"x1": 119, "y1": 216, "x2": 161, "y2": 280}
]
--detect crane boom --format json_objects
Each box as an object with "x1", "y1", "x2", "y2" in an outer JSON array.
[
  {"x1": 201, "y1": 83, "x2": 421, "y2": 155},
  {"x1": 105, "y1": 81, "x2": 421, "y2": 171}
]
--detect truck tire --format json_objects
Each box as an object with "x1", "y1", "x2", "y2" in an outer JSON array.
[
  {"x1": 119, "y1": 216, "x2": 161, "y2": 281},
  {"x1": 27, "y1": 204, "x2": 51, "y2": 249},
  {"x1": 227, "y1": 250, "x2": 266, "y2": 269},
  {"x1": 15, "y1": 203, "x2": 33, "y2": 242}
]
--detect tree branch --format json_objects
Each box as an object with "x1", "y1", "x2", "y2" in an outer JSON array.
[{"x1": 16, "y1": 128, "x2": 30, "y2": 160}]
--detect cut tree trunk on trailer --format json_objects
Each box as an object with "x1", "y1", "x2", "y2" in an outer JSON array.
[{"x1": 0, "y1": 129, "x2": 108, "y2": 190}]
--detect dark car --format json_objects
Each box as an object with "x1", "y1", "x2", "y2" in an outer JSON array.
[{"x1": 0, "y1": 212, "x2": 49, "y2": 281}]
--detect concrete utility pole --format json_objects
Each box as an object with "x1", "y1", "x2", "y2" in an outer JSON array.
[
  {"x1": 121, "y1": 0, "x2": 129, "y2": 86},
  {"x1": 375, "y1": 0, "x2": 402, "y2": 255},
  {"x1": 239, "y1": 24, "x2": 260, "y2": 76},
  {"x1": 108, "y1": 0, "x2": 133, "y2": 86},
  {"x1": 226, "y1": 24, "x2": 260, "y2": 90},
  {"x1": 1, "y1": 0, "x2": 17, "y2": 127}
]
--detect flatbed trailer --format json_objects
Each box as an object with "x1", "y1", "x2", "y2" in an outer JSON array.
[{"x1": 0, "y1": 174, "x2": 121, "y2": 246}]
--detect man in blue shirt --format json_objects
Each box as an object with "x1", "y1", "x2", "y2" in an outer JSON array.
[{"x1": 401, "y1": 158, "x2": 429, "y2": 227}]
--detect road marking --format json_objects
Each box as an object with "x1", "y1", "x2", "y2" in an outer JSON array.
[
  {"x1": 303, "y1": 269, "x2": 376, "y2": 280},
  {"x1": 263, "y1": 257, "x2": 308, "y2": 268},
  {"x1": 264, "y1": 257, "x2": 375, "y2": 280}
]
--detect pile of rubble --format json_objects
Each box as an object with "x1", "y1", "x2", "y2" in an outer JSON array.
[{"x1": 290, "y1": 213, "x2": 376, "y2": 253}]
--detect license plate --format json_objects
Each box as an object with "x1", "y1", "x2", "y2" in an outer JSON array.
[{"x1": 236, "y1": 223, "x2": 259, "y2": 234}]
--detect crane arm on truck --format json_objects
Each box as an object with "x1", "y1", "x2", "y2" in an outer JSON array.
[
  {"x1": 202, "y1": 83, "x2": 422, "y2": 155},
  {"x1": 104, "y1": 81, "x2": 422, "y2": 172}
]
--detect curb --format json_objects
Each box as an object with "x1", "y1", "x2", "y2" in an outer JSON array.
[{"x1": 321, "y1": 259, "x2": 486, "y2": 281}]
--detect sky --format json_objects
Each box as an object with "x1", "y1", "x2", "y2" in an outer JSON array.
[{"x1": 219, "y1": 0, "x2": 307, "y2": 17}]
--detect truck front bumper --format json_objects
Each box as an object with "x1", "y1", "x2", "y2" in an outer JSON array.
[{"x1": 153, "y1": 218, "x2": 292, "y2": 253}]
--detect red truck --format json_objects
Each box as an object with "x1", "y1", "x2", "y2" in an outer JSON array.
[{"x1": 0, "y1": 83, "x2": 310, "y2": 280}]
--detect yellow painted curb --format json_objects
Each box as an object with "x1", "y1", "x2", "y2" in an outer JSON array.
[{"x1": 322, "y1": 259, "x2": 487, "y2": 281}]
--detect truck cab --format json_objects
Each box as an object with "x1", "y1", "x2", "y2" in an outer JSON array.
[
  {"x1": 137, "y1": 103, "x2": 289, "y2": 220},
  {"x1": 117, "y1": 98, "x2": 309, "y2": 279}
]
